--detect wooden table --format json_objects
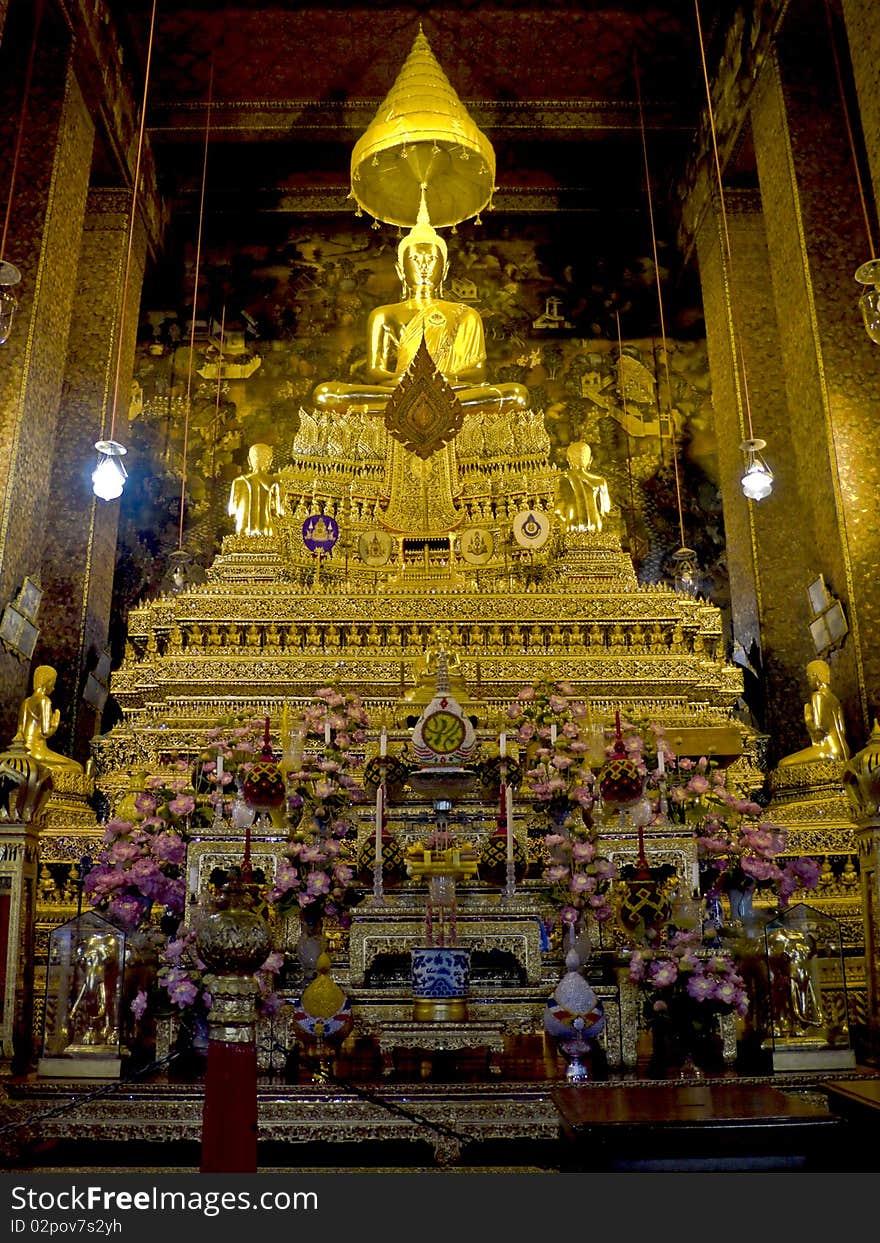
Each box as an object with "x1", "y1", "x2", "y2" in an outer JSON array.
[{"x1": 553, "y1": 1081, "x2": 842, "y2": 1171}]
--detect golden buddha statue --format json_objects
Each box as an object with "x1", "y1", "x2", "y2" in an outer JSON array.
[
  {"x1": 313, "y1": 192, "x2": 529, "y2": 424},
  {"x1": 778, "y1": 659, "x2": 850, "y2": 768},
  {"x1": 245, "y1": 623, "x2": 262, "y2": 648},
  {"x1": 554, "y1": 440, "x2": 611, "y2": 533},
  {"x1": 324, "y1": 623, "x2": 341, "y2": 649},
  {"x1": 227, "y1": 443, "x2": 285, "y2": 537},
  {"x1": 206, "y1": 624, "x2": 223, "y2": 647},
  {"x1": 12, "y1": 665, "x2": 83, "y2": 772},
  {"x1": 366, "y1": 622, "x2": 383, "y2": 647}
]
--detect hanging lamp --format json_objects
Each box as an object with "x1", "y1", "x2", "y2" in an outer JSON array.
[
  {"x1": 695, "y1": 0, "x2": 773, "y2": 502},
  {"x1": 91, "y1": 0, "x2": 158, "y2": 499}
]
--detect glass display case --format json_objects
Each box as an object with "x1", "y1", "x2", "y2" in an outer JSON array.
[
  {"x1": 38, "y1": 911, "x2": 125, "y2": 1078},
  {"x1": 763, "y1": 901, "x2": 856, "y2": 1071}
]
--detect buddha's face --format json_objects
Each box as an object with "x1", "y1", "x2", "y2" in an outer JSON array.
[{"x1": 399, "y1": 241, "x2": 446, "y2": 292}]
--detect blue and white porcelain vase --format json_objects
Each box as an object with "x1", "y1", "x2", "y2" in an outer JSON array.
[{"x1": 411, "y1": 946, "x2": 471, "y2": 1022}]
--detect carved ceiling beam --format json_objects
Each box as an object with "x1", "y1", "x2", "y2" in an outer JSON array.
[{"x1": 147, "y1": 98, "x2": 692, "y2": 143}]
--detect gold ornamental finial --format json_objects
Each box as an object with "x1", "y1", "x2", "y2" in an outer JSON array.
[
  {"x1": 397, "y1": 184, "x2": 448, "y2": 269},
  {"x1": 350, "y1": 28, "x2": 495, "y2": 228}
]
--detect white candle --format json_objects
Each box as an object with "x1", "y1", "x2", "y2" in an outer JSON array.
[
  {"x1": 550, "y1": 723, "x2": 557, "y2": 745},
  {"x1": 657, "y1": 746, "x2": 665, "y2": 777},
  {"x1": 499, "y1": 731, "x2": 506, "y2": 758},
  {"x1": 692, "y1": 859, "x2": 700, "y2": 895},
  {"x1": 216, "y1": 753, "x2": 223, "y2": 781},
  {"x1": 505, "y1": 785, "x2": 515, "y2": 863},
  {"x1": 375, "y1": 786, "x2": 383, "y2": 867},
  {"x1": 380, "y1": 727, "x2": 387, "y2": 758},
  {"x1": 324, "y1": 720, "x2": 331, "y2": 745}
]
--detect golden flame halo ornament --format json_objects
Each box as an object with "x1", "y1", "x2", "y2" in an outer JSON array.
[{"x1": 350, "y1": 28, "x2": 495, "y2": 228}]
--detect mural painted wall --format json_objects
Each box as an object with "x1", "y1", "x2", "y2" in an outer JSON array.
[{"x1": 116, "y1": 213, "x2": 725, "y2": 644}]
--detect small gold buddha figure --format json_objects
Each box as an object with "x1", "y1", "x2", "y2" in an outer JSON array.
[
  {"x1": 630, "y1": 623, "x2": 647, "y2": 651},
  {"x1": 486, "y1": 622, "x2": 505, "y2": 651},
  {"x1": 284, "y1": 625, "x2": 300, "y2": 649},
  {"x1": 670, "y1": 623, "x2": 686, "y2": 651},
  {"x1": 778, "y1": 659, "x2": 850, "y2": 768},
  {"x1": 649, "y1": 623, "x2": 665, "y2": 650},
  {"x1": 345, "y1": 623, "x2": 363, "y2": 647},
  {"x1": 405, "y1": 623, "x2": 422, "y2": 649},
  {"x1": 312, "y1": 191, "x2": 529, "y2": 422},
  {"x1": 840, "y1": 856, "x2": 859, "y2": 889},
  {"x1": 206, "y1": 624, "x2": 223, "y2": 648},
  {"x1": 386, "y1": 622, "x2": 403, "y2": 650},
  {"x1": 324, "y1": 623, "x2": 341, "y2": 649},
  {"x1": 11, "y1": 665, "x2": 83, "y2": 772},
  {"x1": 187, "y1": 624, "x2": 204, "y2": 647},
  {"x1": 509, "y1": 622, "x2": 525, "y2": 650},
  {"x1": 366, "y1": 622, "x2": 383, "y2": 648},
  {"x1": 167, "y1": 623, "x2": 184, "y2": 652},
  {"x1": 264, "y1": 622, "x2": 282, "y2": 651},
  {"x1": 553, "y1": 440, "x2": 611, "y2": 533},
  {"x1": 816, "y1": 858, "x2": 836, "y2": 893},
  {"x1": 227, "y1": 443, "x2": 285, "y2": 537},
  {"x1": 226, "y1": 623, "x2": 241, "y2": 647},
  {"x1": 245, "y1": 623, "x2": 262, "y2": 648},
  {"x1": 304, "y1": 623, "x2": 322, "y2": 651},
  {"x1": 587, "y1": 624, "x2": 604, "y2": 647},
  {"x1": 527, "y1": 623, "x2": 544, "y2": 649},
  {"x1": 547, "y1": 622, "x2": 566, "y2": 652},
  {"x1": 608, "y1": 623, "x2": 626, "y2": 651},
  {"x1": 569, "y1": 622, "x2": 585, "y2": 649},
  {"x1": 145, "y1": 630, "x2": 159, "y2": 656}
]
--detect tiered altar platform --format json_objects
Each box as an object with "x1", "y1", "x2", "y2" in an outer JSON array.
[{"x1": 3, "y1": 1060, "x2": 879, "y2": 1172}]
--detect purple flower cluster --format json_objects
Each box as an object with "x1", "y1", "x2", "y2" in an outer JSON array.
[
  {"x1": 674, "y1": 758, "x2": 821, "y2": 905},
  {"x1": 629, "y1": 930, "x2": 750, "y2": 1020},
  {"x1": 84, "y1": 815, "x2": 186, "y2": 932}
]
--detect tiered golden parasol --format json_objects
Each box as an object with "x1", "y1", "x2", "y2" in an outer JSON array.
[{"x1": 350, "y1": 28, "x2": 495, "y2": 228}]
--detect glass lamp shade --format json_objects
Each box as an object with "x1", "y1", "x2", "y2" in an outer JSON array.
[
  {"x1": 740, "y1": 438, "x2": 773, "y2": 501},
  {"x1": 672, "y1": 545, "x2": 699, "y2": 595},
  {"x1": 0, "y1": 260, "x2": 22, "y2": 345},
  {"x1": 91, "y1": 440, "x2": 128, "y2": 500},
  {"x1": 855, "y1": 259, "x2": 880, "y2": 344}
]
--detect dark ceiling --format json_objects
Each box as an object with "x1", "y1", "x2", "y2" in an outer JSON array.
[
  {"x1": 107, "y1": 1, "x2": 739, "y2": 221},
  {"x1": 84, "y1": 1, "x2": 758, "y2": 332}
]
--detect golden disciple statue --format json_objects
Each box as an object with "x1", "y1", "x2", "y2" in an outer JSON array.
[
  {"x1": 778, "y1": 659, "x2": 850, "y2": 767},
  {"x1": 554, "y1": 440, "x2": 611, "y2": 533},
  {"x1": 227, "y1": 443, "x2": 285, "y2": 537},
  {"x1": 313, "y1": 192, "x2": 529, "y2": 422},
  {"x1": 12, "y1": 665, "x2": 83, "y2": 772}
]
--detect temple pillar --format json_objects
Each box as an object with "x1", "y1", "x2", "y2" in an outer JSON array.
[
  {"x1": 0, "y1": 7, "x2": 95, "y2": 743},
  {"x1": 745, "y1": 17, "x2": 880, "y2": 743},
  {"x1": 36, "y1": 191, "x2": 147, "y2": 762},
  {"x1": 843, "y1": 722, "x2": 880, "y2": 1064},
  {"x1": 0, "y1": 817, "x2": 41, "y2": 1073},
  {"x1": 695, "y1": 189, "x2": 815, "y2": 756},
  {"x1": 842, "y1": 0, "x2": 880, "y2": 213}
]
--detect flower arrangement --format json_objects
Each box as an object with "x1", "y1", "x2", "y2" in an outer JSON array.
[
  {"x1": 662, "y1": 755, "x2": 821, "y2": 905},
  {"x1": 268, "y1": 687, "x2": 370, "y2": 927},
  {"x1": 505, "y1": 679, "x2": 603, "y2": 812},
  {"x1": 84, "y1": 762, "x2": 202, "y2": 932},
  {"x1": 506, "y1": 680, "x2": 616, "y2": 927},
  {"x1": 629, "y1": 929, "x2": 749, "y2": 1068},
  {"x1": 544, "y1": 810, "x2": 616, "y2": 927}
]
